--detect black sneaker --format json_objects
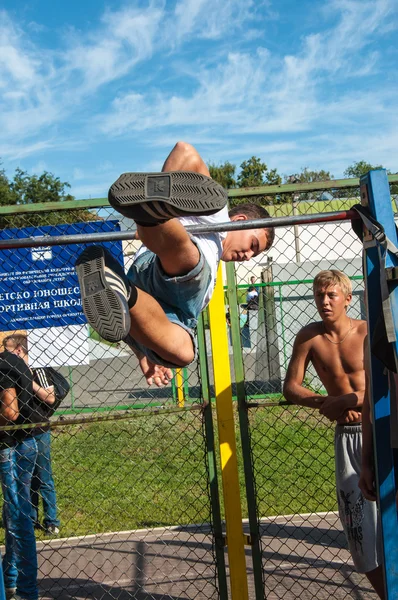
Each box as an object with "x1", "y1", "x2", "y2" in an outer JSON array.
[
  {"x1": 75, "y1": 246, "x2": 133, "y2": 342},
  {"x1": 45, "y1": 525, "x2": 60, "y2": 536},
  {"x1": 108, "y1": 171, "x2": 227, "y2": 225}
]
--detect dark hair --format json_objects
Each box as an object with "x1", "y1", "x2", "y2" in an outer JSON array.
[
  {"x1": 3, "y1": 334, "x2": 28, "y2": 354},
  {"x1": 228, "y1": 203, "x2": 275, "y2": 250}
]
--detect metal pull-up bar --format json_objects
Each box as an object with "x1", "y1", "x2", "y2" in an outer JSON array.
[{"x1": 0, "y1": 210, "x2": 358, "y2": 250}]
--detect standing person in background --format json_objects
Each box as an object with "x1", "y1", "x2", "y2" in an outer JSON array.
[
  {"x1": 1, "y1": 334, "x2": 58, "y2": 600},
  {"x1": 249, "y1": 275, "x2": 260, "y2": 293},
  {"x1": 283, "y1": 270, "x2": 384, "y2": 599},
  {"x1": 246, "y1": 286, "x2": 259, "y2": 310},
  {"x1": 0, "y1": 349, "x2": 20, "y2": 600},
  {"x1": 0, "y1": 335, "x2": 47, "y2": 600},
  {"x1": 2, "y1": 336, "x2": 62, "y2": 537}
]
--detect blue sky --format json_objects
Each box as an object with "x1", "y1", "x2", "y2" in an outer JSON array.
[{"x1": 0, "y1": 0, "x2": 397, "y2": 199}]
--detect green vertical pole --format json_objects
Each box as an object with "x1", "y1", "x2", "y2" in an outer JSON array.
[
  {"x1": 68, "y1": 367, "x2": 75, "y2": 410},
  {"x1": 197, "y1": 315, "x2": 228, "y2": 600},
  {"x1": 226, "y1": 262, "x2": 265, "y2": 600},
  {"x1": 182, "y1": 367, "x2": 190, "y2": 401},
  {"x1": 279, "y1": 285, "x2": 288, "y2": 370},
  {"x1": 171, "y1": 371, "x2": 177, "y2": 403}
]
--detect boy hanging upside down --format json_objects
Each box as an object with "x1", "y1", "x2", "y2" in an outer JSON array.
[{"x1": 75, "y1": 141, "x2": 274, "y2": 386}]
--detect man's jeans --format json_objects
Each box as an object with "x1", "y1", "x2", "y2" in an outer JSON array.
[
  {"x1": 31, "y1": 431, "x2": 60, "y2": 528},
  {"x1": 0, "y1": 438, "x2": 39, "y2": 600}
]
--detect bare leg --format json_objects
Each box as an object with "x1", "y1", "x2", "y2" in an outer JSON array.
[
  {"x1": 129, "y1": 288, "x2": 194, "y2": 365},
  {"x1": 76, "y1": 142, "x2": 213, "y2": 365},
  {"x1": 365, "y1": 566, "x2": 385, "y2": 599},
  {"x1": 137, "y1": 141, "x2": 210, "y2": 277},
  {"x1": 126, "y1": 142, "x2": 213, "y2": 363}
]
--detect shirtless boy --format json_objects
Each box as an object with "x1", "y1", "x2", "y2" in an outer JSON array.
[
  {"x1": 283, "y1": 270, "x2": 384, "y2": 599},
  {"x1": 76, "y1": 141, "x2": 274, "y2": 386}
]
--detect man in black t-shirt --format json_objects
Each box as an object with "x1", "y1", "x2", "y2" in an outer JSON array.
[
  {"x1": 0, "y1": 334, "x2": 53, "y2": 600},
  {"x1": 0, "y1": 347, "x2": 20, "y2": 600}
]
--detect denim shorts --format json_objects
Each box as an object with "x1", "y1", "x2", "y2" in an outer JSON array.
[{"x1": 126, "y1": 241, "x2": 212, "y2": 367}]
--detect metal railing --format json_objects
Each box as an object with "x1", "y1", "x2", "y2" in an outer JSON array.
[{"x1": 0, "y1": 176, "x2": 395, "y2": 599}]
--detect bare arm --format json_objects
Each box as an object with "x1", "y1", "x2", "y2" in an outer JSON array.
[
  {"x1": 129, "y1": 346, "x2": 173, "y2": 388},
  {"x1": 0, "y1": 388, "x2": 19, "y2": 424},
  {"x1": 283, "y1": 331, "x2": 324, "y2": 409},
  {"x1": 32, "y1": 380, "x2": 55, "y2": 405},
  {"x1": 320, "y1": 390, "x2": 364, "y2": 421}
]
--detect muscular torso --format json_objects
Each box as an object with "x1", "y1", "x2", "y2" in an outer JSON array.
[{"x1": 308, "y1": 320, "x2": 366, "y2": 418}]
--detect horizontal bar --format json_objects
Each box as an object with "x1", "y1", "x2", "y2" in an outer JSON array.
[
  {"x1": 0, "y1": 198, "x2": 109, "y2": 215},
  {"x1": 1, "y1": 174, "x2": 397, "y2": 216},
  {"x1": 228, "y1": 174, "x2": 398, "y2": 198},
  {"x1": 0, "y1": 209, "x2": 357, "y2": 250},
  {"x1": 232, "y1": 275, "x2": 364, "y2": 289},
  {"x1": 0, "y1": 403, "x2": 203, "y2": 432}
]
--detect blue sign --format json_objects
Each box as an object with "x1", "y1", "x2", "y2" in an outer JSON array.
[{"x1": 0, "y1": 220, "x2": 123, "y2": 331}]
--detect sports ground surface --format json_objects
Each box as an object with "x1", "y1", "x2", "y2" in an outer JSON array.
[{"x1": 34, "y1": 512, "x2": 376, "y2": 599}]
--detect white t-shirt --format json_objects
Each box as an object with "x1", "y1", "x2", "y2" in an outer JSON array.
[
  {"x1": 247, "y1": 290, "x2": 258, "y2": 301},
  {"x1": 134, "y1": 206, "x2": 229, "y2": 310}
]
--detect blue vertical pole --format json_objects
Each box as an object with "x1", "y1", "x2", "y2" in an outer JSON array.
[
  {"x1": 361, "y1": 169, "x2": 398, "y2": 599},
  {"x1": 0, "y1": 558, "x2": 5, "y2": 600}
]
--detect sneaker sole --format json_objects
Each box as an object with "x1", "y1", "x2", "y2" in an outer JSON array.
[
  {"x1": 108, "y1": 171, "x2": 227, "y2": 218},
  {"x1": 76, "y1": 246, "x2": 130, "y2": 343}
]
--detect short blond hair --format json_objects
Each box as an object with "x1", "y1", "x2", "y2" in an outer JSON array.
[{"x1": 313, "y1": 270, "x2": 352, "y2": 297}]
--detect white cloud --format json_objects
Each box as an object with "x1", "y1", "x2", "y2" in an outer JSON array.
[
  {"x1": 0, "y1": 140, "x2": 55, "y2": 161},
  {"x1": 69, "y1": 181, "x2": 110, "y2": 199},
  {"x1": 0, "y1": 0, "x2": 397, "y2": 188},
  {"x1": 98, "y1": 0, "x2": 397, "y2": 147},
  {"x1": 63, "y1": 4, "x2": 165, "y2": 91},
  {"x1": 172, "y1": 0, "x2": 263, "y2": 41},
  {"x1": 0, "y1": 3, "x2": 167, "y2": 149}
]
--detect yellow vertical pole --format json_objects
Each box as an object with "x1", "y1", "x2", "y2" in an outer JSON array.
[
  {"x1": 175, "y1": 368, "x2": 185, "y2": 408},
  {"x1": 208, "y1": 265, "x2": 249, "y2": 600}
]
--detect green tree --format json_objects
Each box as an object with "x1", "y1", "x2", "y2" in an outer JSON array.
[
  {"x1": 344, "y1": 161, "x2": 398, "y2": 197},
  {"x1": 0, "y1": 167, "x2": 17, "y2": 206},
  {"x1": 231, "y1": 156, "x2": 282, "y2": 207},
  {"x1": 208, "y1": 161, "x2": 236, "y2": 189},
  {"x1": 281, "y1": 168, "x2": 334, "y2": 203},
  {"x1": 237, "y1": 156, "x2": 282, "y2": 187},
  {"x1": 344, "y1": 161, "x2": 384, "y2": 178},
  {"x1": 10, "y1": 168, "x2": 74, "y2": 205},
  {"x1": 265, "y1": 168, "x2": 282, "y2": 186},
  {"x1": 0, "y1": 166, "x2": 96, "y2": 229},
  {"x1": 286, "y1": 168, "x2": 333, "y2": 184}
]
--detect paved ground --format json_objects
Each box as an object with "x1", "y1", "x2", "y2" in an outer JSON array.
[{"x1": 34, "y1": 513, "x2": 376, "y2": 599}]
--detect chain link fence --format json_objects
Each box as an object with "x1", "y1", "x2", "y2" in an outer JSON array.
[
  {"x1": 0, "y1": 179, "x2": 396, "y2": 598},
  {"x1": 0, "y1": 204, "x2": 221, "y2": 599},
  {"x1": 226, "y1": 183, "x2": 398, "y2": 599}
]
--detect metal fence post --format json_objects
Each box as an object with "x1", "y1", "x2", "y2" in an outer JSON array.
[
  {"x1": 0, "y1": 561, "x2": 5, "y2": 600},
  {"x1": 175, "y1": 368, "x2": 185, "y2": 407},
  {"x1": 226, "y1": 262, "x2": 266, "y2": 599},
  {"x1": 208, "y1": 265, "x2": 249, "y2": 600},
  {"x1": 361, "y1": 168, "x2": 398, "y2": 599},
  {"x1": 197, "y1": 314, "x2": 229, "y2": 600},
  {"x1": 68, "y1": 366, "x2": 75, "y2": 409},
  {"x1": 183, "y1": 367, "x2": 190, "y2": 402}
]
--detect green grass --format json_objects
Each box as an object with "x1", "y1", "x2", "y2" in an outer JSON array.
[
  {"x1": 249, "y1": 407, "x2": 336, "y2": 515},
  {"x1": 0, "y1": 407, "x2": 337, "y2": 541}
]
